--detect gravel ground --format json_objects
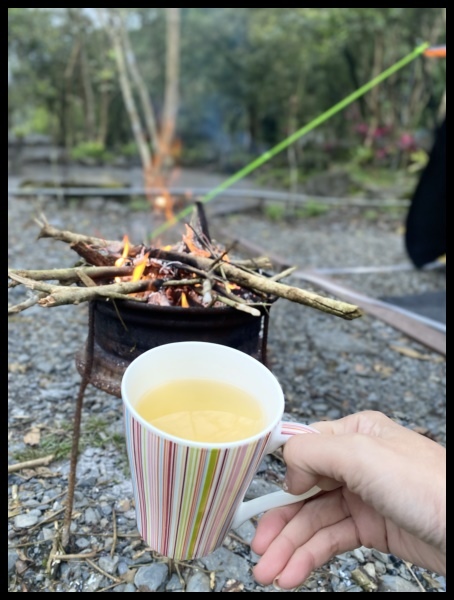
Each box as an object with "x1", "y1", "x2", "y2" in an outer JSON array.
[{"x1": 8, "y1": 191, "x2": 446, "y2": 592}]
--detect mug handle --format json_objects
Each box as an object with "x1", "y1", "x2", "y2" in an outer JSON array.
[{"x1": 231, "y1": 422, "x2": 322, "y2": 530}]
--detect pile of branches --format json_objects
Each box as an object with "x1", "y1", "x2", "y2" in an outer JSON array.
[{"x1": 8, "y1": 210, "x2": 362, "y2": 321}]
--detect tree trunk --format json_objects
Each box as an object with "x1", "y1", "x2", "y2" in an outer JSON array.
[
  {"x1": 365, "y1": 33, "x2": 384, "y2": 150},
  {"x1": 63, "y1": 37, "x2": 81, "y2": 149},
  {"x1": 79, "y1": 41, "x2": 97, "y2": 141},
  {"x1": 97, "y1": 84, "x2": 111, "y2": 146},
  {"x1": 118, "y1": 11, "x2": 160, "y2": 155},
  {"x1": 97, "y1": 9, "x2": 152, "y2": 175},
  {"x1": 156, "y1": 7, "x2": 181, "y2": 175}
]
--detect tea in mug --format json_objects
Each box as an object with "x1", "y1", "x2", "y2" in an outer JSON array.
[{"x1": 135, "y1": 379, "x2": 266, "y2": 443}]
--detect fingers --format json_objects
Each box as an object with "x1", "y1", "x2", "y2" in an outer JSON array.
[
  {"x1": 283, "y1": 432, "x2": 373, "y2": 496},
  {"x1": 251, "y1": 502, "x2": 303, "y2": 556},
  {"x1": 274, "y1": 518, "x2": 362, "y2": 590},
  {"x1": 253, "y1": 490, "x2": 351, "y2": 587},
  {"x1": 309, "y1": 411, "x2": 399, "y2": 437}
]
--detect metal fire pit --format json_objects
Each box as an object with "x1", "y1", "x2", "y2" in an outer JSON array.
[{"x1": 76, "y1": 298, "x2": 272, "y2": 398}]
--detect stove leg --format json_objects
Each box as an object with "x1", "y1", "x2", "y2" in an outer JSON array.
[{"x1": 62, "y1": 303, "x2": 95, "y2": 550}]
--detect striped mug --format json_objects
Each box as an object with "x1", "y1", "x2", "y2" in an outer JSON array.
[{"x1": 121, "y1": 341, "x2": 320, "y2": 560}]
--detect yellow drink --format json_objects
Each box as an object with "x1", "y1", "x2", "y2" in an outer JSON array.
[{"x1": 135, "y1": 379, "x2": 266, "y2": 443}]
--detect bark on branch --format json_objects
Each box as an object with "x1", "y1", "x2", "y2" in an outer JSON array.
[{"x1": 148, "y1": 250, "x2": 362, "y2": 320}]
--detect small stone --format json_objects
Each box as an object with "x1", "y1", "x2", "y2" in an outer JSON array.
[
  {"x1": 233, "y1": 519, "x2": 257, "y2": 545},
  {"x1": 186, "y1": 571, "x2": 212, "y2": 593},
  {"x1": 8, "y1": 550, "x2": 19, "y2": 574},
  {"x1": 345, "y1": 586, "x2": 364, "y2": 592},
  {"x1": 363, "y1": 562, "x2": 376, "y2": 579},
  {"x1": 134, "y1": 564, "x2": 168, "y2": 592},
  {"x1": 41, "y1": 527, "x2": 55, "y2": 542},
  {"x1": 352, "y1": 548, "x2": 366, "y2": 563},
  {"x1": 201, "y1": 548, "x2": 255, "y2": 592},
  {"x1": 123, "y1": 584, "x2": 137, "y2": 593},
  {"x1": 83, "y1": 573, "x2": 106, "y2": 592},
  {"x1": 166, "y1": 573, "x2": 186, "y2": 592},
  {"x1": 84, "y1": 507, "x2": 100, "y2": 525},
  {"x1": 14, "y1": 512, "x2": 39, "y2": 528},
  {"x1": 378, "y1": 575, "x2": 423, "y2": 593},
  {"x1": 75, "y1": 538, "x2": 91, "y2": 550},
  {"x1": 98, "y1": 555, "x2": 119, "y2": 575},
  {"x1": 372, "y1": 550, "x2": 391, "y2": 564},
  {"x1": 115, "y1": 499, "x2": 131, "y2": 513}
]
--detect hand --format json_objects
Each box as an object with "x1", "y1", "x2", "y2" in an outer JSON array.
[{"x1": 252, "y1": 411, "x2": 446, "y2": 590}]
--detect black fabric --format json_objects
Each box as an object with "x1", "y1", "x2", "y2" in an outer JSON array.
[{"x1": 405, "y1": 118, "x2": 446, "y2": 268}]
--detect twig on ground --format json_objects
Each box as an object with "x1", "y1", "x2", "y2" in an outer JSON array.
[
  {"x1": 8, "y1": 455, "x2": 55, "y2": 473},
  {"x1": 110, "y1": 508, "x2": 118, "y2": 559}
]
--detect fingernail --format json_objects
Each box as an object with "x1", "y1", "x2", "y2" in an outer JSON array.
[
  {"x1": 273, "y1": 576, "x2": 283, "y2": 591},
  {"x1": 283, "y1": 479, "x2": 289, "y2": 492}
]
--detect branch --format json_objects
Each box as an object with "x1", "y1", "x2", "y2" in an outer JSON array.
[
  {"x1": 8, "y1": 455, "x2": 55, "y2": 473},
  {"x1": 7, "y1": 273, "x2": 157, "y2": 308},
  {"x1": 36, "y1": 220, "x2": 115, "y2": 248},
  {"x1": 148, "y1": 250, "x2": 362, "y2": 320},
  {"x1": 214, "y1": 294, "x2": 262, "y2": 317},
  {"x1": 8, "y1": 266, "x2": 136, "y2": 284},
  {"x1": 8, "y1": 292, "x2": 47, "y2": 315}
]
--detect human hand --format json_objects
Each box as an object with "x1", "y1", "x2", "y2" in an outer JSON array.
[{"x1": 252, "y1": 411, "x2": 446, "y2": 590}]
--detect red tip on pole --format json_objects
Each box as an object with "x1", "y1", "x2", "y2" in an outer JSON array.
[{"x1": 424, "y1": 46, "x2": 447, "y2": 58}]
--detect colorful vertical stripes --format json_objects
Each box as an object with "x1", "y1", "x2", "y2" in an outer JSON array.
[{"x1": 124, "y1": 406, "x2": 271, "y2": 560}]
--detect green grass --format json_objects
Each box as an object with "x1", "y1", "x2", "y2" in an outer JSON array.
[
  {"x1": 264, "y1": 203, "x2": 286, "y2": 221},
  {"x1": 296, "y1": 201, "x2": 330, "y2": 218},
  {"x1": 12, "y1": 417, "x2": 127, "y2": 464}
]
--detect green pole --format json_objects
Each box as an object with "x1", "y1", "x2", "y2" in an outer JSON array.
[{"x1": 150, "y1": 42, "x2": 429, "y2": 240}]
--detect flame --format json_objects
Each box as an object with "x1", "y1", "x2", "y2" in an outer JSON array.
[
  {"x1": 183, "y1": 224, "x2": 211, "y2": 258},
  {"x1": 181, "y1": 292, "x2": 189, "y2": 308},
  {"x1": 132, "y1": 254, "x2": 150, "y2": 282},
  {"x1": 115, "y1": 236, "x2": 130, "y2": 268},
  {"x1": 228, "y1": 282, "x2": 240, "y2": 291}
]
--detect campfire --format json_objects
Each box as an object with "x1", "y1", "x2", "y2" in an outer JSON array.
[
  {"x1": 8, "y1": 204, "x2": 362, "y2": 321},
  {"x1": 8, "y1": 202, "x2": 362, "y2": 396}
]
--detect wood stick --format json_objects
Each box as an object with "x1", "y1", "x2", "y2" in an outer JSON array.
[
  {"x1": 8, "y1": 273, "x2": 154, "y2": 307},
  {"x1": 34, "y1": 223, "x2": 273, "y2": 271},
  {"x1": 8, "y1": 266, "x2": 138, "y2": 284},
  {"x1": 36, "y1": 221, "x2": 115, "y2": 248},
  {"x1": 148, "y1": 250, "x2": 362, "y2": 320},
  {"x1": 8, "y1": 455, "x2": 55, "y2": 473},
  {"x1": 214, "y1": 294, "x2": 262, "y2": 317},
  {"x1": 8, "y1": 292, "x2": 47, "y2": 315}
]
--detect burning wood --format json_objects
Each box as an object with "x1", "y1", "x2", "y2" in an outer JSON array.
[{"x1": 8, "y1": 210, "x2": 363, "y2": 321}]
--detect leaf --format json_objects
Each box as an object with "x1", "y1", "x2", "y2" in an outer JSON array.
[
  {"x1": 373, "y1": 363, "x2": 394, "y2": 377},
  {"x1": 24, "y1": 428, "x2": 41, "y2": 446},
  {"x1": 8, "y1": 362, "x2": 28, "y2": 373},
  {"x1": 390, "y1": 345, "x2": 433, "y2": 361},
  {"x1": 210, "y1": 571, "x2": 216, "y2": 591}
]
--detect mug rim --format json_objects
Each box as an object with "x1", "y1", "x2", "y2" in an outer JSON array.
[{"x1": 121, "y1": 341, "x2": 285, "y2": 449}]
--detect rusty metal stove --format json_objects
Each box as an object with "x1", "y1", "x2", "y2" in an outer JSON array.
[{"x1": 76, "y1": 298, "x2": 271, "y2": 398}]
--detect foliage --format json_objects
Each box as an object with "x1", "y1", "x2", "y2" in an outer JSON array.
[
  {"x1": 8, "y1": 8, "x2": 446, "y2": 173},
  {"x1": 296, "y1": 201, "x2": 330, "y2": 218},
  {"x1": 264, "y1": 203, "x2": 286, "y2": 222},
  {"x1": 70, "y1": 141, "x2": 113, "y2": 163}
]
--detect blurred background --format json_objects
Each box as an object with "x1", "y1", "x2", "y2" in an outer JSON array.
[{"x1": 8, "y1": 8, "x2": 446, "y2": 193}]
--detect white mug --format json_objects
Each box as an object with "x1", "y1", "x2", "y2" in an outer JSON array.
[{"x1": 121, "y1": 341, "x2": 321, "y2": 560}]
